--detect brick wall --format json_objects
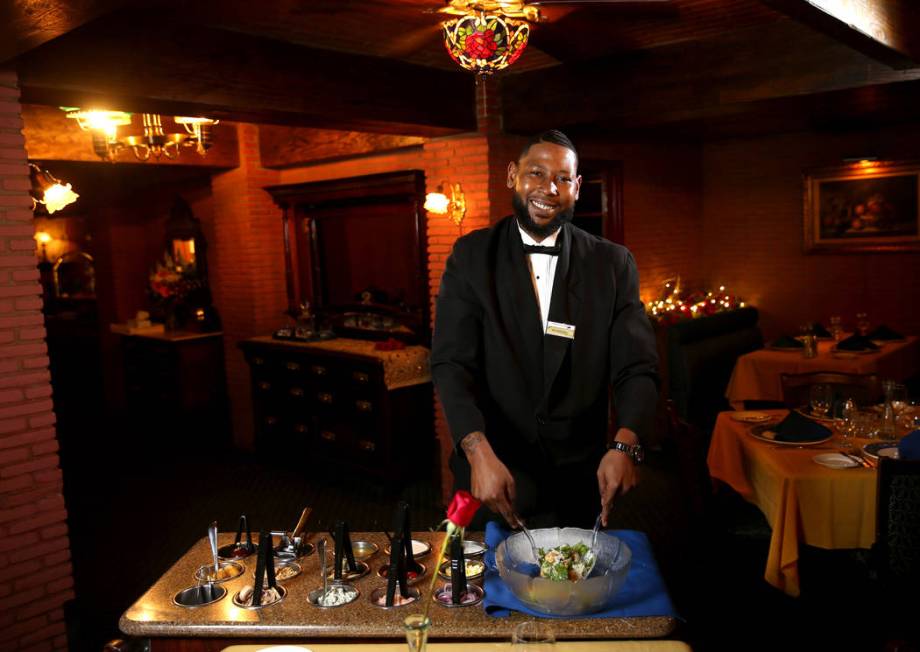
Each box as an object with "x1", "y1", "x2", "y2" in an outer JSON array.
[
  {"x1": 0, "y1": 69, "x2": 72, "y2": 652},
  {"x1": 210, "y1": 124, "x2": 284, "y2": 449},
  {"x1": 702, "y1": 127, "x2": 920, "y2": 339}
]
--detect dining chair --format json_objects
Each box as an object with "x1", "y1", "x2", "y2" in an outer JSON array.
[
  {"x1": 873, "y1": 458, "x2": 920, "y2": 646},
  {"x1": 779, "y1": 371, "x2": 883, "y2": 408}
]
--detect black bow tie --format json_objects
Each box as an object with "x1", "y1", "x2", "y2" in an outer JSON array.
[{"x1": 523, "y1": 243, "x2": 561, "y2": 256}]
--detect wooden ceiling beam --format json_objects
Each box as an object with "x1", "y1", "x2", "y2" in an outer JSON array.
[
  {"x1": 14, "y1": 15, "x2": 476, "y2": 136},
  {"x1": 757, "y1": 0, "x2": 920, "y2": 69},
  {"x1": 0, "y1": 0, "x2": 136, "y2": 64},
  {"x1": 502, "y1": 20, "x2": 920, "y2": 135}
]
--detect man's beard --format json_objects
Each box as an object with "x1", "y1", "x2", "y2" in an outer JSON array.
[{"x1": 512, "y1": 192, "x2": 575, "y2": 240}]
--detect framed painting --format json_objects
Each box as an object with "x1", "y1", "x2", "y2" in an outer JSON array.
[{"x1": 803, "y1": 161, "x2": 920, "y2": 253}]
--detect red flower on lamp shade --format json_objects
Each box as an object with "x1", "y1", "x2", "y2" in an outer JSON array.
[{"x1": 464, "y1": 30, "x2": 498, "y2": 60}]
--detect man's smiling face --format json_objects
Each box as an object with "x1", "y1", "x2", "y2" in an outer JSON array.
[{"x1": 507, "y1": 141, "x2": 582, "y2": 240}]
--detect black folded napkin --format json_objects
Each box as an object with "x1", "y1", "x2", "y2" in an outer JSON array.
[
  {"x1": 768, "y1": 410, "x2": 832, "y2": 442},
  {"x1": 771, "y1": 334, "x2": 804, "y2": 349},
  {"x1": 867, "y1": 324, "x2": 904, "y2": 341},
  {"x1": 836, "y1": 334, "x2": 879, "y2": 351},
  {"x1": 811, "y1": 322, "x2": 832, "y2": 338}
]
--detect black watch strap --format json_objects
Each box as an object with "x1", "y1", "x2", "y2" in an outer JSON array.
[{"x1": 606, "y1": 440, "x2": 644, "y2": 465}]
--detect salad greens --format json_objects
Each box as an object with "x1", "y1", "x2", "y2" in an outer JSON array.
[{"x1": 538, "y1": 542, "x2": 594, "y2": 582}]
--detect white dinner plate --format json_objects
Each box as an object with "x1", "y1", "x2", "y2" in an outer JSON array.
[
  {"x1": 748, "y1": 424, "x2": 832, "y2": 446},
  {"x1": 730, "y1": 411, "x2": 772, "y2": 423},
  {"x1": 813, "y1": 453, "x2": 860, "y2": 469},
  {"x1": 862, "y1": 442, "x2": 900, "y2": 460},
  {"x1": 831, "y1": 345, "x2": 877, "y2": 355}
]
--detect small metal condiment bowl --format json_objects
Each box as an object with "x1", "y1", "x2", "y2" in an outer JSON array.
[
  {"x1": 232, "y1": 584, "x2": 287, "y2": 610},
  {"x1": 437, "y1": 559, "x2": 485, "y2": 582},
  {"x1": 307, "y1": 582, "x2": 360, "y2": 608},
  {"x1": 383, "y1": 539, "x2": 431, "y2": 558},
  {"x1": 273, "y1": 535, "x2": 315, "y2": 561},
  {"x1": 351, "y1": 540, "x2": 379, "y2": 561},
  {"x1": 325, "y1": 560, "x2": 370, "y2": 582},
  {"x1": 194, "y1": 561, "x2": 244, "y2": 584},
  {"x1": 462, "y1": 539, "x2": 487, "y2": 558},
  {"x1": 368, "y1": 585, "x2": 421, "y2": 609},
  {"x1": 251, "y1": 561, "x2": 302, "y2": 583},
  {"x1": 173, "y1": 584, "x2": 226, "y2": 608},
  {"x1": 432, "y1": 582, "x2": 484, "y2": 608},
  {"x1": 376, "y1": 562, "x2": 427, "y2": 585},
  {"x1": 217, "y1": 542, "x2": 255, "y2": 561}
]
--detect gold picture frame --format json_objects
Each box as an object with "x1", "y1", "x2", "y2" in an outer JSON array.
[{"x1": 803, "y1": 161, "x2": 920, "y2": 253}]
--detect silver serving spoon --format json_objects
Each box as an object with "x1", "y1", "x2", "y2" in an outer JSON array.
[
  {"x1": 208, "y1": 521, "x2": 220, "y2": 578},
  {"x1": 514, "y1": 516, "x2": 540, "y2": 563},
  {"x1": 577, "y1": 512, "x2": 603, "y2": 581},
  {"x1": 318, "y1": 537, "x2": 328, "y2": 602}
]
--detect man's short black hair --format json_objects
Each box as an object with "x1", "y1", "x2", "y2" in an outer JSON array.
[{"x1": 519, "y1": 130, "x2": 578, "y2": 163}]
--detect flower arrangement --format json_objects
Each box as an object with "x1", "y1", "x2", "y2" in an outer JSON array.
[{"x1": 148, "y1": 253, "x2": 203, "y2": 326}]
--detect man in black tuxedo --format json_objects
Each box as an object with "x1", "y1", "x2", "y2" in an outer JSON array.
[{"x1": 431, "y1": 130, "x2": 659, "y2": 529}]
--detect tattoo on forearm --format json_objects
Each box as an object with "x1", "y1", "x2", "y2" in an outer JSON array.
[{"x1": 461, "y1": 431, "x2": 485, "y2": 455}]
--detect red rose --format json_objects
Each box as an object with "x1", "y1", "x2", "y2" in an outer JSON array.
[
  {"x1": 464, "y1": 32, "x2": 498, "y2": 60},
  {"x1": 446, "y1": 490, "x2": 481, "y2": 528}
]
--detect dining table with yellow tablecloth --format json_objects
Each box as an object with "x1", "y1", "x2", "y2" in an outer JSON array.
[
  {"x1": 724, "y1": 336, "x2": 920, "y2": 410},
  {"x1": 706, "y1": 410, "x2": 878, "y2": 597}
]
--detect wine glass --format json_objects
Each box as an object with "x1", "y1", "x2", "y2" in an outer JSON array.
[
  {"x1": 829, "y1": 315, "x2": 842, "y2": 341},
  {"x1": 809, "y1": 384, "x2": 832, "y2": 418},
  {"x1": 512, "y1": 621, "x2": 555, "y2": 651},
  {"x1": 889, "y1": 383, "x2": 908, "y2": 414},
  {"x1": 855, "y1": 312, "x2": 870, "y2": 336}
]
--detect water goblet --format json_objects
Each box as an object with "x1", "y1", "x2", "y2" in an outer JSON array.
[
  {"x1": 856, "y1": 312, "x2": 870, "y2": 336},
  {"x1": 829, "y1": 315, "x2": 842, "y2": 340},
  {"x1": 809, "y1": 384, "x2": 832, "y2": 418},
  {"x1": 512, "y1": 621, "x2": 556, "y2": 651}
]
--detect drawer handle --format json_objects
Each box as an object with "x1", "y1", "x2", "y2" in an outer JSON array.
[
  {"x1": 289, "y1": 387, "x2": 305, "y2": 397},
  {"x1": 286, "y1": 361, "x2": 301, "y2": 371},
  {"x1": 317, "y1": 392, "x2": 333, "y2": 404},
  {"x1": 265, "y1": 416, "x2": 278, "y2": 426},
  {"x1": 257, "y1": 381, "x2": 271, "y2": 391},
  {"x1": 311, "y1": 365, "x2": 327, "y2": 376},
  {"x1": 357, "y1": 439, "x2": 376, "y2": 452},
  {"x1": 253, "y1": 357, "x2": 265, "y2": 366},
  {"x1": 355, "y1": 400, "x2": 372, "y2": 412},
  {"x1": 320, "y1": 430, "x2": 337, "y2": 442},
  {"x1": 352, "y1": 371, "x2": 369, "y2": 384},
  {"x1": 293, "y1": 423, "x2": 308, "y2": 433}
]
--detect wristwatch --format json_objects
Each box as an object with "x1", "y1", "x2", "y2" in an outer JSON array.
[{"x1": 607, "y1": 440, "x2": 645, "y2": 465}]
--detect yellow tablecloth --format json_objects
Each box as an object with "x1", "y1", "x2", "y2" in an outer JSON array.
[
  {"x1": 725, "y1": 336, "x2": 920, "y2": 409},
  {"x1": 706, "y1": 410, "x2": 878, "y2": 597}
]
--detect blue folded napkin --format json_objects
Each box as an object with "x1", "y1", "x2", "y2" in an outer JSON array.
[
  {"x1": 769, "y1": 410, "x2": 832, "y2": 442},
  {"x1": 898, "y1": 430, "x2": 920, "y2": 461},
  {"x1": 836, "y1": 334, "x2": 879, "y2": 351},
  {"x1": 482, "y1": 521, "x2": 678, "y2": 620}
]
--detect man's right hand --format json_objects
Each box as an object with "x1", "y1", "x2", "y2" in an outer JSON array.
[{"x1": 461, "y1": 432, "x2": 518, "y2": 527}]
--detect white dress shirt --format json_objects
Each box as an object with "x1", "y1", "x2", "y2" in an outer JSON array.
[{"x1": 518, "y1": 225, "x2": 560, "y2": 333}]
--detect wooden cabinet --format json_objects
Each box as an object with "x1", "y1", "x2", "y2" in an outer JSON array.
[{"x1": 239, "y1": 337, "x2": 433, "y2": 478}]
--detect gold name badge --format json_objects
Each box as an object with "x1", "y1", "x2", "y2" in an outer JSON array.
[{"x1": 546, "y1": 321, "x2": 575, "y2": 339}]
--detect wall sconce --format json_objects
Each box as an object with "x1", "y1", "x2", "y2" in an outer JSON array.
[
  {"x1": 29, "y1": 164, "x2": 79, "y2": 214},
  {"x1": 34, "y1": 231, "x2": 52, "y2": 263},
  {"x1": 424, "y1": 182, "x2": 466, "y2": 226}
]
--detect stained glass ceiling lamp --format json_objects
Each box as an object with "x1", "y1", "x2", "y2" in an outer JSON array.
[
  {"x1": 62, "y1": 108, "x2": 218, "y2": 162},
  {"x1": 438, "y1": 1, "x2": 540, "y2": 75}
]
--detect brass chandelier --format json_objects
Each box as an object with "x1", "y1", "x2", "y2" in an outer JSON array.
[{"x1": 62, "y1": 108, "x2": 219, "y2": 162}]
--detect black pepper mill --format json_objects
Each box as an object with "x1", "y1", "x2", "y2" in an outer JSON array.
[{"x1": 449, "y1": 535, "x2": 467, "y2": 604}]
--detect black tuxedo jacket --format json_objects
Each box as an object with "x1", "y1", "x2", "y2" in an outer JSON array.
[{"x1": 431, "y1": 216, "x2": 659, "y2": 470}]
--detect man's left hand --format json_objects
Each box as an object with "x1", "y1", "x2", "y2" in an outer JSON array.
[{"x1": 597, "y1": 431, "x2": 640, "y2": 527}]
